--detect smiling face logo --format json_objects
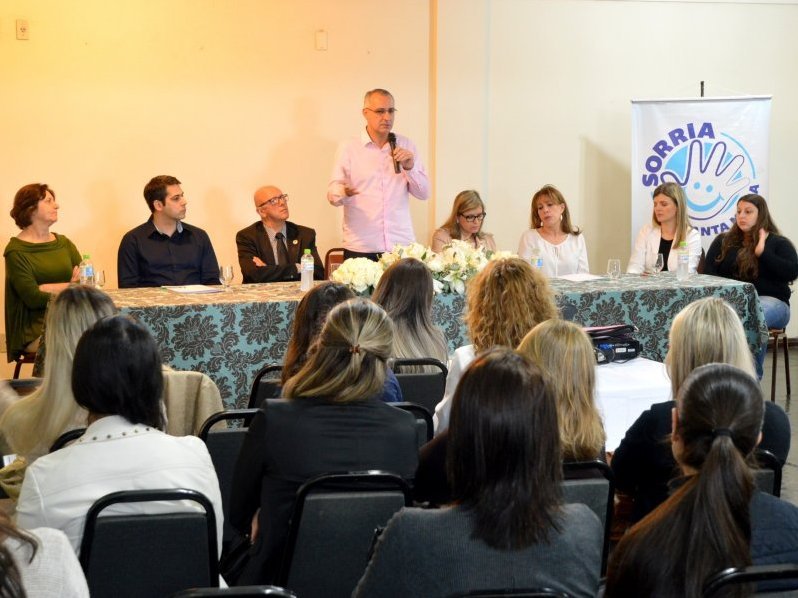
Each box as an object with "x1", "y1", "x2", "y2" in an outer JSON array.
[{"x1": 641, "y1": 123, "x2": 760, "y2": 236}]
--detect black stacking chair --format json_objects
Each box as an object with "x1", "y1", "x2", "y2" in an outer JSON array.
[
  {"x1": 753, "y1": 448, "x2": 783, "y2": 497},
  {"x1": 248, "y1": 365, "x2": 283, "y2": 409},
  {"x1": 49, "y1": 427, "x2": 87, "y2": 452},
  {"x1": 391, "y1": 357, "x2": 448, "y2": 414},
  {"x1": 79, "y1": 488, "x2": 218, "y2": 598},
  {"x1": 171, "y1": 586, "x2": 297, "y2": 597},
  {"x1": 562, "y1": 460, "x2": 614, "y2": 575},
  {"x1": 393, "y1": 401, "x2": 433, "y2": 449},
  {"x1": 703, "y1": 564, "x2": 798, "y2": 597},
  {"x1": 276, "y1": 471, "x2": 412, "y2": 598},
  {"x1": 199, "y1": 409, "x2": 259, "y2": 557}
]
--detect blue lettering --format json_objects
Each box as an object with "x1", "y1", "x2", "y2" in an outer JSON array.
[
  {"x1": 711, "y1": 225, "x2": 720, "y2": 234},
  {"x1": 646, "y1": 155, "x2": 662, "y2": 173},
  {"x1": 687, "y1": 123, "x2": 696, "y2": 138},
  {"x1": 701, "y1": 226, "x2": 713, "y2": 236},
  {"x1": 697, "y1": 122, "x2": 715, "y2": 139},
  {"x1": 750, "y1": 184, "x2": 759, "y2": 193},
  {"x1": 720, "y1": 222, "x2": 730, "y2": 232},
  {"x1": 668, "y1": 128, "x2": 688, "y2": 146},
  {"x1": 653, "y1": 140, "x2": 673, "y2": 159},
  {"x1": 642, "y1": 173, "x2": 658, "y2": 187}
]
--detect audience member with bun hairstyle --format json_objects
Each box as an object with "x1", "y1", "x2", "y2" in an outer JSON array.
[
  {"x1": 356, "y1": 348, "x2": 602, "y2": 598},
  {"x1": 230, "y1": 298, "x2": 418, "y2": 585},
  {"x1": 612, "y1": 297, "x2": 790, "y2": 523},
  {"x1": 606, "y1": 364, "x2": 798, "y2": 597},
  {"x1": 372, "y1": 257, "x2": 448, "y2": 371},
  {"x1": 433, "y1": 256, "x2": 557, "y2": 433}
]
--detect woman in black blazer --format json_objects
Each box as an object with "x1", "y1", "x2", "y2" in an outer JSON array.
[{"x1": 230, "y1": 299, "x2": 418, "y2": 585}]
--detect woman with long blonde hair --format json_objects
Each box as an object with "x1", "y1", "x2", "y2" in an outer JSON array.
[
  {"x1": 518, "y1": 319, "x2": 605, "y2": 461},
  {"x1": 0, "y1": 285, "x2": 115, "y2": 463},
  {"x1": 433, "y1": 257, "x2": 558, "y2": 432}
]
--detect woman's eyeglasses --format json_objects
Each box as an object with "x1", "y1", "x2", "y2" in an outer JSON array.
[{"x1": 459, "y1": 212, "x2": 486, "y2": 223}]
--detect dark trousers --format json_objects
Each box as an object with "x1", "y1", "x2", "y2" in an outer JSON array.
[{"x1": 343, "y1": 249, "x2": 382, "y2": 262}]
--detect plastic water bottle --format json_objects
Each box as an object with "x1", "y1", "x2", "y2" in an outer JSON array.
[
  {"x1": 529, "y1": 249, "x2": 544, "y2": 270},
  {"x1": 79, "y1": 254, "x2": 95, "y2": 286},
  {"x1": 676, "y1": 241, "x2": 690, "y2": 282},
  {"x1": 300, "y1": 249, "x2": 314, "y2": 291}
]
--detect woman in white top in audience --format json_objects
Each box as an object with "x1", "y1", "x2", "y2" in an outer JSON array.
[
  {"x1": 627, "y1": 181, "x2": 701, "y2": 274},
  {"x1": 0, "y1": 510, "x2": 88, "y2": 597},
  {"x1": 517, "y1": 185, "x2": 589, "y2": 277},
  {"x1": 433, "y1": 257, "x2": 558, "y2": 432},
  {"x1": 16, "y1": 315, "x2": 224, "y2": 555},
  {"x1": 431, "y1": 190, "x2": 496, "y2": 253}
]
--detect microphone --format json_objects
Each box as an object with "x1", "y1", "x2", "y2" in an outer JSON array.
[{"x1": 387, "y1": 133, "x2": 400, "y2": 174}]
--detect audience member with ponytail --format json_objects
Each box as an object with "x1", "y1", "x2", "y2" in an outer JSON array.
[
  {"x1": 611, "y1": 297, "x2": 790, "y2": 523},
  {"x1": 229, "y1": 298, "x2": 418, "y2": 585},
  {"x1": 606, "y1": 364, "x2": 798, "y2": 597}
]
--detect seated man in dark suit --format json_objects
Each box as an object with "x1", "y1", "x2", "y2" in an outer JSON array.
[{"x1": 236, "y1": 185, "x2": 324, "y2": 283}]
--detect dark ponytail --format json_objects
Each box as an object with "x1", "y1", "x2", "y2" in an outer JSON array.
[{"x1": 606, "y1": 364, "x2": 763, "y2": 597}]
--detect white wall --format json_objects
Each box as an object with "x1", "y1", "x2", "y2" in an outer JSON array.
[{"x1": 435, "y1": 0, "x2": 798, "y2": 332}]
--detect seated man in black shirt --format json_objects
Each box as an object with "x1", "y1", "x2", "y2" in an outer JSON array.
[
  {"x1": 117, "y1": 175, "x2": 220, "y2": 288},
  {"x1": 236, "y1": 185, "x2": 323, "y2": 283}
]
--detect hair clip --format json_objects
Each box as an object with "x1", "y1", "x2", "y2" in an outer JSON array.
[
  {"x1": 349, "y1": 345, "x2": 361, "y2": 354},
  {"x1": 711, "y1": 427, "x2": 733, "y2": 438}
]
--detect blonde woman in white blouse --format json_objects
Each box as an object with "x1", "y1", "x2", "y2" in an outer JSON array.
[
  {"x1": 517, "y1": 185, "x2": 589, "y2": 277},
  {"x1": 431, "y1": 190, "x2": 497, "y2": 253}
]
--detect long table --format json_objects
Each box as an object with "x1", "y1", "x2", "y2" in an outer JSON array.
[{"x1": 107, "y1": 273, "x2": 765, "y2": 409}]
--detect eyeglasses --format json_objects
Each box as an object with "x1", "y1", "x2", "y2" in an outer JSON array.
[
  {"x1": 459, "y1": 212, "x2": 486, "y2": 223},
  {"x1": 365, "y1": 108, "x2": 398, "y2": 116},
  {"x1": 258, "y1": 194, "x2": 289, "y2": 209}
]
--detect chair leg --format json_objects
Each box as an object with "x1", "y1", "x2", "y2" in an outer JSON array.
[
  {"x1": 771, "y1": 333, "x2": 778, "y2": 403},
  {"x1": 12, "y1": 360, "x2": 23, "y2": 380},
  {"x1": 784, "y1": 333, "x2": 791, "y2": 397}
]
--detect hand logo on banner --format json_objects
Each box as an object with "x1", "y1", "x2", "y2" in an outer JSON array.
[{"x1": 661, "y1": 139, "x2": 750, "y2": 221}]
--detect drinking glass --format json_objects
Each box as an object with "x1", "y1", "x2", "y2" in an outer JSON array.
[
  {"x1": 607, "y1": 259, "x2": 621, "y2": 280},
  {"x1": 94, "y1": 270, "x2": 106, "y2": 289},
  {"x1": 220, "y1": 265, "x2": 234, "y2": 291},
  {"x1": 653, "y1": 253, "x2": 665, "y2": 275}
]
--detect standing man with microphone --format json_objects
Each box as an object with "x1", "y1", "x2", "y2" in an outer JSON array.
[{"x1": 327, "y1": 88, "x2": 430, "y2": 261}]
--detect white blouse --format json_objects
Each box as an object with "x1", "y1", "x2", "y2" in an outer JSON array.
[{"x1": 517, "y1": 229, "x2": 589, "y2": 278}]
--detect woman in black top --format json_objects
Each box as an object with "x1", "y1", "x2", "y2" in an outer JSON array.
[{"x1": 704, "y1": 193, "x2": 798, "y2": 376}]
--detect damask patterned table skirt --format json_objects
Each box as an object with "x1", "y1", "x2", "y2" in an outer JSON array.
[{"x1": 106, "y1": 273, "x2": 764, "y2": 409}]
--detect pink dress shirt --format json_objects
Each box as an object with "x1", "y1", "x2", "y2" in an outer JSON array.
[{"x1": 327, "y1": 130, "x2": 430, "y2": 253}]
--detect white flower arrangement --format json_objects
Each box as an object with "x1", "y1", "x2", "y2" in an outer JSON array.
[
  {"x1": 331, "y1": 257, "x2": 384, "y2": 294},
  {"x1": 333, "y1": 242, "x2": 517, "y2": 296}
]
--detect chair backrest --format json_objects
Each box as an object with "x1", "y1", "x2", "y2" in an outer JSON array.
[
  {"x1": 753, "y1": 448, "x2": 782, "y2": 497},
  {"x1": 199, "y1": 409, "x2": 259, "y2": 551},
  {"x1": 277, "y1": 471, "x2": 412, "y2": 598},
  {"x1": 324, "y1": 247, "x2": 346, "y2": 280},
  {"x1": 562, "y1": 460, "x2": 614, "y2": 576},
  {"x1": 49, "y1": 427, "x2": 86, "y2": 452},
  {"x1": 390, "y1": 358, "x2": 448, "y2": 414},
  {"x1": 450, "y1": 590, "x2": 570, "y2": 598},
  {"x1": 248, "y1": 364, "x2": 284, "y2": 409},
  {"x1": 79, "y1": 488, "x2": 218, "y2": 598},
  {"x1": 171, "y1": 585, "x2": 297, "y2": 597},
  {"x1": 392, "y1": 402, "x2": 433, "y2": 449},
  {"x1": 702, "y1": 564, "x2": 798, "y2": 597}
]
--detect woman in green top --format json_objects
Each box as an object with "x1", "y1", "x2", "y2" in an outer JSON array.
[{"x1": 4, "y1": 184, "x2": 80, "y2": 362}]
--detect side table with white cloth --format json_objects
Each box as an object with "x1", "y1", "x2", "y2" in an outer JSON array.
[{"x1": 596, "y1": 358, "x2": 671, "y2": 451}]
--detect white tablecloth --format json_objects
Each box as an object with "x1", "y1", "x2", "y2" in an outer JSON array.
[{"x1": 596, "y1": 357, "x2": 672, "y2": 451}]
